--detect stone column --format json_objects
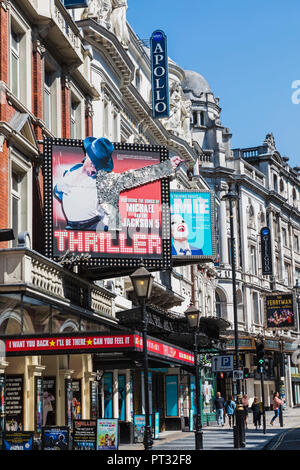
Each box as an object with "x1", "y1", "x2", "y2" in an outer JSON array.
[
  {"x1": 125, "y1": 369, "x2": 132, "y2": 422},
  {"x1": 218, "y1": 186, "x2": 229, "y2": 266},
  {"x1": 27, "y1": 359, "x2": 46, "y2": 431}
]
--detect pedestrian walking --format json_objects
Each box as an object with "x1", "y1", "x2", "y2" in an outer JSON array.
[
  {"x1": 270, "y1": 392, "x2": 284, "y2": 426},
  {"x1": 251, "y1": 397, "x2": 261, "y2": 429},
  {"x1": 242, "y1": 394, "x2": 249, "y2": 428},
  {"x1": 213, "y1": 392, "x2": 225, "y2": 427},
  {"x1": 224, "y1": 396, "x2": 236, "y2": 428}
]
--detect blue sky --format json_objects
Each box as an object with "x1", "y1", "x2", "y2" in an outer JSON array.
[{"x1": 127, "y1": 0, "x2": 300, "y2": 168}]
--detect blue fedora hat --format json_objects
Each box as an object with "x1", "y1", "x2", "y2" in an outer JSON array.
[{"x1": 83, "y1": 137, "x2": 114, "y2": 172}]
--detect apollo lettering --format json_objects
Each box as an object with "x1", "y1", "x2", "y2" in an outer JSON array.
[{"x1": 151, "y1": 30, "x2": 169, "y2": 118}]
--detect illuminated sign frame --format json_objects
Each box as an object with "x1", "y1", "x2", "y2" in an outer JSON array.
[
  {"x1": 43, "y1": 138, "x2": 172, "y2": 271},
  {"x1": 170, "y1": 189, "x2": 216, "y2": 265}
]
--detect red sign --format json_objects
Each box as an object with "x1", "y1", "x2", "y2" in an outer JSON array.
[
  {"x1": 4, "y1": 333, "x2": 195, "y2": 366},
  {"x1": 134, "y1": 335, "x2": 194, "y2": 365},
  {"x1": 6, "y1": 334, "x2": 134, "y2": 353}
]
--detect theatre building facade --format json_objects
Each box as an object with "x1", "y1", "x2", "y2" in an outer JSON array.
[{"x1": 0, "y1": 0, "x2": 227, "y2": 442}]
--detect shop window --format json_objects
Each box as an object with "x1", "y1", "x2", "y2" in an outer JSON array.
[
  {"x1": 103, "y1": 373, "x2": 113, "y2": 419},
  {"x1": 253, "y1": 291, "x2": 260, "y2": 324},
  {"x1": 43, "y1": 377, "x2": 56, "y2": 425},
  {"x1": 165, "y1": 375, "x2": 178, "y2": 417}
]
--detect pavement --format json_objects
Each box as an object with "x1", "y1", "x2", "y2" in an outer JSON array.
[{"x1": 119, "y1": 406, "x2": 300, "y2": 451}]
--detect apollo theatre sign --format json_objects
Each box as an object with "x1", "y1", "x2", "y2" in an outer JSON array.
[{"x1": 150, "y1": 30, "x2": 170, "y2": 119}]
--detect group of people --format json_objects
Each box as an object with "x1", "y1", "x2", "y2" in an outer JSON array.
[{"x1": 213, "y1": 391, "x2": 284, "y2": 429}]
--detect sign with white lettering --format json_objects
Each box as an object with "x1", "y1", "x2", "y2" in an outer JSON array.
[
  {"x1": 261, "y1": 227, "x2": 273, "y2": 275},
  {"x1": 43, "y1": 139, "x2": 171, "y2": 271},
  {"x1": 212, "y1": 355, "x2": 234, "y2": 372},
  {"x1": 150, "y1": 30, "x2": 170, "y2": 119},
  {"x1": 170, "y1": 190, "x2": 215, "y2": 264}
]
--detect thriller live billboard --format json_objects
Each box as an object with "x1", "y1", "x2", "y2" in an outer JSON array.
[{"x1": 43, "y1": 139, "x2": 172, "y2": 270}]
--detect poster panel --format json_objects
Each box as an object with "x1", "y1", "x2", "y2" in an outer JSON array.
[
  {"x1": 42, "y1": 426, "x2": 70, "y2": 450},
  {"x1": 5, "y1": 375, "x2": 23, "y2": 431},
  {"x1": 44, "y1": 139, "x2": 171, "y2": 270},
  {"x1": 265, "y1": 293, "x2": 295, "y2": 328},
  {"x1": 65, "y1": 379, "x2": 73, "y2": 428},
  {"x1": 72, "y1": 379, "x2": 82, "y2": 420},
  {"x1": 0, "y1": 375, "x2": 5, "y2": 433},
  {"x1": 43, "y1": 377, "x2": 56, "y2": 426},
  {"x1": 3, "y1": 431, "x2": 33, "y2": 450},
  {"x1": 133, "y1": 415, "x2": 145, "y2": 443},
  {"x1": 118, "y1": 375, "x2": 125, "y2": 421},
  {"x1": 72, "y1": 419, "x2": 97, "y2": 451},
  {"x1": 35, "y1": 377, "x2": 43, "y2": 433},
  {"x1": 165, "y1": 375, "x2": 179, "y2": 417},
  {"x1": 90, "y1": 381, "x2": 98, "y2": 420},
  {"x1": 170, "y1": 190, "x2": 215, "y2": 264},
  {"x1": 96, "y1": 418, "x2": 118, "y2": 450}
]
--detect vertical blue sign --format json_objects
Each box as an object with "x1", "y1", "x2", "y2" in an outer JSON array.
[{"x1": 150, "y1": 30, "x2": 170, "y2": 119}]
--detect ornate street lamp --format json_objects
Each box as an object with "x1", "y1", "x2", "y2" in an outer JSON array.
[
  {"x1": 130, "y1": 265, "x2": 154, "y2": 451},
  {"x1": 185, "y1": 304, "x2": 203, "y2": 450}
]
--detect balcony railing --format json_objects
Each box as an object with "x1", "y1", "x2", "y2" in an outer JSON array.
[{"x1": 0, "y1": 248, "x2": 115, "y2": 318}]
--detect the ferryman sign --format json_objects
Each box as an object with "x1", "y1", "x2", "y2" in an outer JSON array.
[{"x1": 150, "y1": 30, "x2": 170, "y2": 119}]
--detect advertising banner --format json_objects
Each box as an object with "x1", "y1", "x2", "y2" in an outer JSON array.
[
  {"x1": 150, "y1": 30, "x2": 170, "y2": 119},
  {"x1": 5, "y1": 375, "x2": 23, "y2": 431},
  {"x1": 72, "y1": 379, "x2": 82, "y2": 420},
  {"x1": 96, "y1": 419, "x2": 118, "y2": 450},
  {"x1": 72, "y1": 420, "x2": 97, "y2": 451},
  {"x1": 170, "y1": 190, "x2": 215, "y2": 264},
  {"x1": 265, "y1": 293, "x2": 295, "y2": 328},
  {"x1": 134, "y1": 415, "x2": 145, "y2": 443},
  {"x1": 3, "y1": 431, "x2": 33, "y2": 450},
  {"x1": 44, "y1": 139, "x2": 171, "y2": 271},
  {"x1": 0, "y1": 375, "x2": 5, "y2": 433},
  {"x1": 65, "y1": 379, "x2": 73, "y2": 428},
  {"x1": 4, "y1": 333, "x2": 195, "y2": 366},
  {"x1": 42, "y1": 426, "x2": 70, "y2": 450}
]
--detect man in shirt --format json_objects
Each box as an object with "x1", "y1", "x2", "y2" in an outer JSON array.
[{"x1": 213, "y1": 392, "x2": 225, "y2": 427}]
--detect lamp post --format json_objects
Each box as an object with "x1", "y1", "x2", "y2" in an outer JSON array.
[
  {"x1": 185, "y1": 304, "x2": 203, "y2": 450},
  {"x1": 130, "y1": 265, "x2": 154, "y2": 451},
  {"x1": 221, "y1": 181, "x2": 245, "y2": 448},
  {"x1": 0, "y1": 229, "x2": 15, "y2": 242}
]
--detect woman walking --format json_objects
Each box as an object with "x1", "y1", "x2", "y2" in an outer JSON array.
[
  {"x1": 251, "y1": 397, "x2": 261, "y2": 429},
  {"x1": 242, "y1": 394, "x2": 249, "y2": 429},
  {"x1": 270, "y1": 392, "x2": 284, "y2": 426},
  {"x1": 225, "y1": 396, "x2": 236, "y2": 428}
]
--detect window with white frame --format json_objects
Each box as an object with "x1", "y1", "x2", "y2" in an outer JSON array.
[
  {"x1": 10, "y1": 26, "x2": 20, "y2": 97},
  {"x1": 10, "y1": 16, "x2": 29, "y2": 106},
  {"x1": 249, "y1": 245, "x2": 257, "y2": 275},
  {"x1": 70, "y1": 94, "x2": 82, "y2": 139},
  {"x1": 43, "y1": 62, "x2": 58, "y2": 133},
  {"x1": 294, "y1": 233, "x2": 299, "y2": 252},
  {"x1": 253, "y1": 291, "x2": 260, "y2": 324},
  {"x1": 11, "y1": 165, "x2": 28, "y2": 246}
]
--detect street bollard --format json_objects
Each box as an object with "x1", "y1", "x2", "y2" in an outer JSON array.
[{"x1": 233, "y1": 394, "x2": 246, "y2": 448}]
